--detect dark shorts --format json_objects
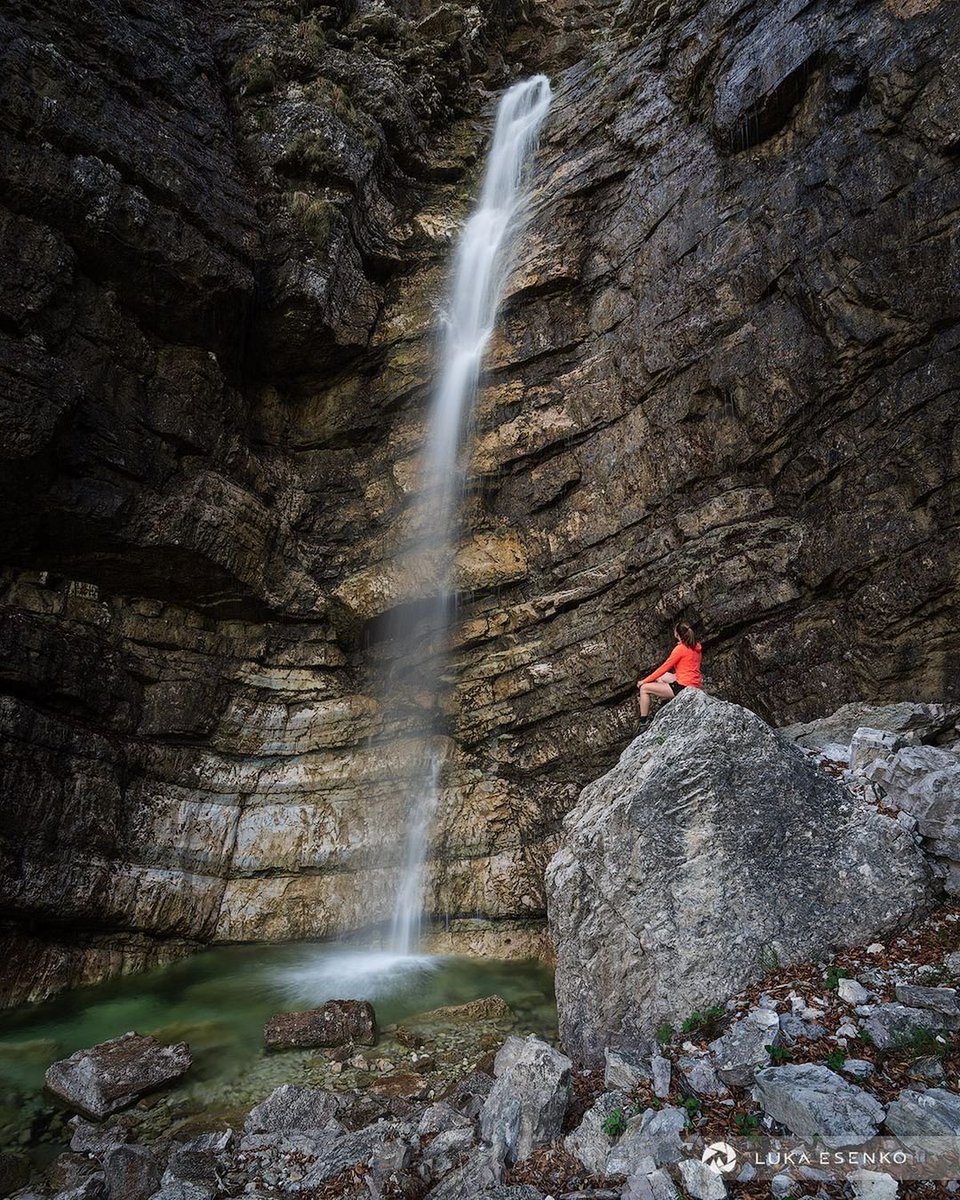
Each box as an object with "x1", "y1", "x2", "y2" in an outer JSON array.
[{"x1": 669, "y1": 681, "x2": 686, "y2": 697}]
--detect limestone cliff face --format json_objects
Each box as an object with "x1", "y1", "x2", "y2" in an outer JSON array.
[{"x1": 1, "y1": 0, "x2": 958, "y2": 1001}]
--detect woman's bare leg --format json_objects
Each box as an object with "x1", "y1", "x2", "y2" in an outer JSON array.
[{"x1": 639, "y1": 680, "x2": 673, "y2": 716}]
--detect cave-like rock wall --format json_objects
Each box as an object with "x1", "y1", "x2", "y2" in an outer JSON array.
[{"x1": 1, "y1": 0, "x2": 957, "y2": 1003}]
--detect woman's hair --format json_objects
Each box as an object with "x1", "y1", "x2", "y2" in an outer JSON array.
[{"x1": 674, "y1": 621, "x2": 698, "y2": 648}]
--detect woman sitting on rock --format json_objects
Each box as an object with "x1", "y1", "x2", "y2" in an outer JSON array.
[{"x1": 636, "y1": 620, "x2": 703, "y2": 725}]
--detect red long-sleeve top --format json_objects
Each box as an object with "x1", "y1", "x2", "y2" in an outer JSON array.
[{"x1": 640, "y1": 641, "x2": 703, "y2": 688}]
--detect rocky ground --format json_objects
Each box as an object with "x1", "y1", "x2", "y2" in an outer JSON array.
[{"x1": 6, "y1": 903, "x2": 960, "y2": 1200}]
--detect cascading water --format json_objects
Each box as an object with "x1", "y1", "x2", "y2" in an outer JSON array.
[{"x1": 385, "y1": 75, "x2": 554, "y2": 956}]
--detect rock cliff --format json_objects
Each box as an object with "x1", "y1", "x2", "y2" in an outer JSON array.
[{"x1": 1, "y1": 0, "x2": 958, "y2": 1000}]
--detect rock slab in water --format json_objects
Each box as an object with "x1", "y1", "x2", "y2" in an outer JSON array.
[
  {"x1": 546, "y1": 692, "x2": 933, "y2": 1066},
  {"x1": 45, "y1": 1033, "x2": 192, "y2": 1119},
  {"x1": 263, "y1": 1000, "x2": 376, "y2": 1049}
]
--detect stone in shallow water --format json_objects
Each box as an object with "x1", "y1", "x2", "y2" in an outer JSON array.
[
  {"x1": 408, "y1": 995, "x2": 516, "y2": 1025},
  {"x1": 263, "y1": 999, "x2": 376, "y2": 1049},
  {"x1": 753, "y1": 1064, "x2": 885, "y2": 1148},
  {"x1": 45, "y1": 1032, "x2": 192, "y2": 1119}
]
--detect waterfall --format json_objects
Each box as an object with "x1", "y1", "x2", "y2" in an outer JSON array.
[{"x1": 386, "y1": 75, "x2": 553, "y2": 956}]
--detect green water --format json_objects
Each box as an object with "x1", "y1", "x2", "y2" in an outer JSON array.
[{"x1": 0, "y1": 944, "x2": 556, "y2": 1155}]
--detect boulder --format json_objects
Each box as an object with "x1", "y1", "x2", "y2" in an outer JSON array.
[
  {"x1": 417, "y1": 1103, "x2": 473, "y2": 1136},
  {"x1": 605, "y1": 1106, "x2": 687, "y2": 1179},
  {"x1": 622, "y1": 1167, "x2": 680, "y2": 1200},
  {"x1": 421, "y1": 1125, "x2": 475, "y2": 1179},
  {"x1": 604, "y1": 1047, "x2": 651, "y2": 1091},
  {"x1": 546, "y1": 693, "x2": 932, "y2": 1066},
  {"x1": 244, "y1": 1085, "x2": 341, "y2": 1134},
  {"x1": 753, "y1": 1064, "x2": 885, "y2": 1148},
  {"x1": 678, "y1": 1158, "x2": 727, "y2": 1200},
  {"x1": 709, "y1": 1008, "x2": 779, "y2": 1086},
  {"x1": 263, "y1": 1000, "x2": 376, "y2": 1049},
  {"x1": 422, "y1": 1145, "x2": 504, "y2": 1199},
  {"x1": 884, "y1": 1087, "x2": 960, "y2": 1137},
  {"x1": 893, "y1": 985, "x2": 960, "y2": 1020},
  {"x1": 478, "y1": 1036, "x2": 571, "y2": 1164},
  {"x1": 782, "y1": 703, "x2": 960, "y2": 752},
  {"x1": 102, "y1": 1145, "x2": 162, "y2": 1200},
  {"x1": 651, "y1": 1054, "x2": 672, "y2": 1099},
  {"x1": 45, "y1": 1033, "x2": 192, "y2": 1119},
  {"x1": 860, "y1": 1003, "x2": 951, "y2": 1049},
  {"x1": 563, "y1": 1089, "x2": 630, "y2": 1174},
  {"x1": 677, "y1": 1056, "x2": 729, "y2": 1097}
]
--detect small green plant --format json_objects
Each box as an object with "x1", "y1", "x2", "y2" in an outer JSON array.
[
  {"x1": 826, "y1": 1049, "x2": 846, "y2": 1071},
  {"x1": 766, "y1": 1043, "x2": 792, "y2": 1064},
  {"x1": 825, "y1": 966, "x2": 850, "y2": 990},
  {"x1": 680, "y1": 1095, "x2": 700, "y2": 1123},
  {"x1": 656, "y1": 1023, "x2": 674, "y2": 1046},
  {"x1": 680, "y1": 1006, "x2": 726, "y2": 1038},
  {"x1": 888, "y1": 1025, "x2": 942, "y2": 1056},
  {"x1": 732, "y1": 1111, "x2": 760, "y2": 1134},
  {"x1": 858, "y1": 1027, "x2": 875, "y2": 1047},
  {"x1": 602, "y1": 1107, "x2": 627, "y2": 1138}
]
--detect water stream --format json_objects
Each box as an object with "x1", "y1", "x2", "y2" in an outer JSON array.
[{"x1": 385, "y1": 75, "x2": 553, "y2": 954}]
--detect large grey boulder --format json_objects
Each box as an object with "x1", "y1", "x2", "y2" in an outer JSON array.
[
  {"x1": 45, "y1": 1033, "x2": 192, "y2": 1119},
  {"x1": 753, "y1": 1064, "x2": 885, "y2": 1148},
  {"x1": 478, "y1": 1036, "x2": 571, "y2": 1164},
  {"x1": 885, "y1": 1088, "x2": 960, "y2": 1137},
  {"x1": 546, "y1": 692, "x2": 933, "y2": 1065}
]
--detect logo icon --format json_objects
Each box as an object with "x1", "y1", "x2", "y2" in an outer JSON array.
[{"x1": 702, "y1": 1142, "x2": 738, "y2": 1173}]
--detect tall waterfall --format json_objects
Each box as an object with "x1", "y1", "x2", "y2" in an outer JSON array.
[{"x1": 387, "y1": 75, "x2": 553, "y2": 955}]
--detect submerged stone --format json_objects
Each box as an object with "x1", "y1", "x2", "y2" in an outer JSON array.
[
  {"x1": 45, "y1": 1033, "x2": 192, "y2": 1119},
  {"x1": 263, "y1": 1000, "x2": 376, "y2": 1049}
]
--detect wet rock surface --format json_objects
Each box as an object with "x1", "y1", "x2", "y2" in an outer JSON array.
[
  {"x1": 264, "y1": 1001, "x2": 377, "y2": 1050},
  {"x1": 1, "y1": 0, "x2": 958, "y2": 1001},
  {"x1": 44, "y1": 1034, "x2": 192, "y2": 1120}
]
